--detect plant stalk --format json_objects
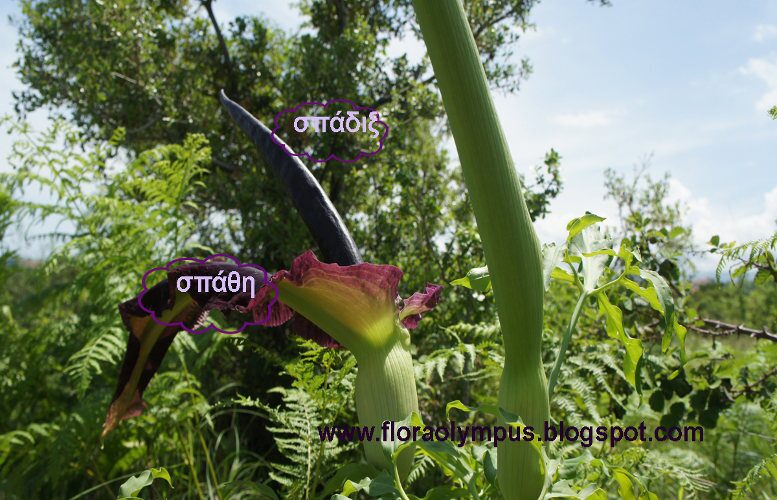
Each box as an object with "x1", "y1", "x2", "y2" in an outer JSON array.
[
  {"x1": 412, "y1": 1, "x2": 549, "y2": 497},
  {"x1": 353, "y1": 330, "x2": 418, "y2": 479},
  {"x1": 547, "y1": 291, "x2": 588, "y2": 396},
  {"x1": 276, "y1": 280, "x2": 419, "y2": 479}
]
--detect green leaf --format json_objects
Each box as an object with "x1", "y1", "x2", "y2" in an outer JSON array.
[
  {"x1": 731, "y1": 453, "x2": 777, "y2": 498},
  {"x1": 582, "y1": 249, "x2": 617, "y2": 258},
  {"x1": 674, "y1": 320, "x2": 687, "y2": 362},
  {"x1": 445, "y1": 399, "x2": 474, "y2": 420},
  {"x1": 421, "y1": 485, "x2": 471, "y2": 499},
  {"x1": 622, "y1": 270, "x2": 685, "y2": 360},
  {"x1": 417, "y1": 440, "x2": 475, "y2": 481},
  {"x1": 117, "y1": 467, "x2": 173, "y2": 499},
  {"x1": 570, "y1": 226, "x2": 612, "y2": 292},
  {"x1": 610, "y1": 468, "x2": 658, "y2": 500},
  {"x1": 542, "y1": 243, "x2": 565, "y2": 291},
  {"x1": 543, "y1": 480, "x2": 607, "y2": 499},
  {"x1": 483, "y1": 448, "x2": 498, "y2": 487},
  {"x1": 617, "y1": 239, "x2": 640, "y2": 267},
  {"x1": 755, "y1": 269, "x2": 773, "y2": 284},
  {"x1": 597, "y1": 294, "x2": 643, "y2": 388},
  {"x1": 252, "y1": 483, "x2": 280, "y2": 499},
  {"x1": 450, "y1": 266, "x2": 491, "y2": 292},
  {"x1": 731, "y1": 265, "x2": 748, "y2": 279},
  {"x1": 637, "y1": 270, "x2": 672, "y2": 317},
  {"x1": 551, "y1": 267, "x2": 576, "y2": 285},
  {"x1": 340, "y1": 471, "x2": 399, "y2": 498},
  {"x1": 638, "y1": 269, "x2": 683, "y2": 356},
  {"x1": 386, "y1": 412, "x2": 425, "y2": 463},
  {"x1": 440, "y1": 401, "x2": 543, "y2": 485},
  {"x1": 376, "y1": 411, "x2": 424, "y2": 489},
  {"x1": 322, "y1": 463, "x2": 378, "y2": 497},
  {"x1": 620, "y1": 278, "x2": 662, "y2": 312},
  {"x1": 498, "y1": 408, "x2": 544, "y2": 458},
  {"x1": 709, "y1": 234, "x2": 720, "y2": 246},
  {"x1": 580, "y1": 486, "x2": 608, "y2": 499},
  {"x1": 612, "y1": 469, "x2": 636, "y2": 500},
  {"x1": 566, "y1": 212, "x2": 606, "y2": 241}
]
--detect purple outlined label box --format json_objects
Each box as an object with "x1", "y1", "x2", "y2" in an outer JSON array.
[
  {"x1": 271, "y1": 99, "x2": 389, "y2": 163},
  {"x1": 138, "y1": 254, "x2": 278, "y2": 335}
]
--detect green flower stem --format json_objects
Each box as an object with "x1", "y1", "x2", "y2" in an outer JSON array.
[
  {"x1": 547, "y1": 291, "x2": 588, "y2": 396},
  {"x1": 590, "y1": 270, "x2": 628, "y2": 295},
  {"x1": 392, "y1": 454, "x2": 413, "y2": 500},
  {"x1": 412, "y1": 1, "x2": 548, "y2": 497},
  {"x1": 274, "y1": 281, "x2": 419, "y2": 479},
  {"x1": 353, "y1": 329, "x2": 418, "y2": 480}
]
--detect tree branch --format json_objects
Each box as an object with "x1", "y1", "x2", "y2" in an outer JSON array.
[
  {"x1": 472, "y1": 6, "x2": 518, "y2": 43},
  {"x1": 734, "y1": 256, "x2": 777, "y2": 281},
  {"x1": 210, "y1": 157, "x2": 240, "y2": 173},
  {"x1": 728, "y1": 366, "x2": 777, "y2": 400},
  {"x1": 373, "y1": 5, "x2": 523, "y2": 109},
  {"x1": 333, "y1": 0, "x2": 348, "y2": 35},
  {"x1": 689, "y1": 318, "x2": 777, "y2": 343},
  {"x1": 372, "y1": 74, "x2": 436, "y2": 109},
  {"x1": 201, "y1": 0, "x2": 238, "y2": 95}
]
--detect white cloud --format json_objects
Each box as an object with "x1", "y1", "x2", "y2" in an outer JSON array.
[
  {"x1": 666, "y1": 178, "x2": 777, "y2": 272},
  {"x1": 753, "y1": 24, "x2": 777, "y2": 42},
  {"x1": 387, "y1": 34, "x2": 426, "y2": 63},
  {"x1": 739, "y1": 56, "x2": 777, "y2": 112},
  {"x1": 521, "y1": 25, "x2": 556, "y2": 44},
  {"x1": 551, "y1": 110, "x2": 619, "y2": 128}
]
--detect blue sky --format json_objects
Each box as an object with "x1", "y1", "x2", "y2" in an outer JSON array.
[
  {"x1": 496, "y1": 0, "x2": 777, "y2": 273},
  {"x1": 1, "y1": 1, "x2": 776, "y2": 273}
]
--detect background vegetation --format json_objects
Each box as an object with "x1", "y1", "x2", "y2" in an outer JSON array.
[{"x1": 0, "y1": 0, "x2": 775, "y2": 498}]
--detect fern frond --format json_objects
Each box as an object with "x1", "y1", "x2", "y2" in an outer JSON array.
[
  {"x1": 714, "y1": 233, "x2": 777, "y2": 282},
  {"x1": 731, "y1": 453, "x2": 777, "y2": 498},
  {"x1": 406, "y1": 455, "x2": 436, "y2": 486},
  {"x1": 65, "y1": 327, "x2": 125, "y2": 396}
]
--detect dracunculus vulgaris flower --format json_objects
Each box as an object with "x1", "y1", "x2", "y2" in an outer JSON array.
[
  {"x1": 105, "y1": 92, "x2": 440, "y2": 478},
  {"x1": 254, "y1": 251, "x2": 442, "y2": 475},
  {"x1": 104, "y1": 251, "x2": 441, "y2": 479}
]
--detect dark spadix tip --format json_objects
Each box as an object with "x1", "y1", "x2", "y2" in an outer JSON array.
[{"x1": 218, "y1": 90, "x2": 362, "y2": 267}]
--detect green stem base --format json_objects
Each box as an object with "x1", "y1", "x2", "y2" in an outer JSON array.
[{"x1": 354, "y1": 335, "x2": 419, "y2": 479}]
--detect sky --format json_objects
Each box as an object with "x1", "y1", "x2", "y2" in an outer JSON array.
[{"x1": 1, "y1": 0, "x2": 775, "y2": 274}]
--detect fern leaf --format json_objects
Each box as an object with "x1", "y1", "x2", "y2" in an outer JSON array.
[
  {"x1": 64, "y1": 329, "x2": 125, "y2": 396},
  {"x1": 731, "y1": 453, "x2": 777, "y2": 498}
]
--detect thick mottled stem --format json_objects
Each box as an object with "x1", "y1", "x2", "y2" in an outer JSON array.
[
  {"x1": 274, "y1": 276, "x2": 420, "y2": 478},
  {"x1": 353, "y1": 331, "x2": 418, "y2": 478},
  {"x1": 219, "y1": 91, "x2": 362, "y2": 266},
  {"x1": 412, "y1": 1, "x2": 548, "y2": 497}
]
